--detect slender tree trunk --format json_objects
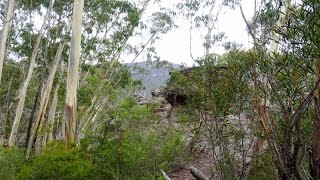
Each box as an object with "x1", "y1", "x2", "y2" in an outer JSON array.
[
  {"x1": 26, "y1": 40, "x2": 67, "y2": 158},
  {"x1": 262, "y1": 0, "x2": 292, "y2": 174},
  {"x1": 0, "y1": 110, "x2": 4, "y2": 146},
  {"x1": 8, "y1": 0, "x2": 55, "y2": 147},
  {"x1": 310, "y1": 61, "x2": 320, "y2": 179},
  {"x1": 47, "y1": 83, "x2": 60, "y2": 142},
  {"x1": 64, "y1": 0, "x2": 85, "y2": 146},
  {"x1": 25, "y1": 83, "x2": 42, "y2": 148},
  {"x1": 42, "y1": 66, "x2": 64, "y2": 146},
  {"x1": 0, "y1": 76, "x2": 13, "y2": 145},
  {"x1": 0, "y1": 0, "x2": 15, "y2": 84}
]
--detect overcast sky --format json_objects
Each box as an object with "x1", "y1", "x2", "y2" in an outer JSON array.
[
  {"x1": 33, "y1": 0, "x2": 255, "y2": 66},
  {"x1": 140, "y1": 0, "x2": 255, "y2": 66}
]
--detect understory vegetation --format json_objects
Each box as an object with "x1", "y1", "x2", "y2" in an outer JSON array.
[{"x1": 1, "y1": 98, "x2": 189, "y2": 179}]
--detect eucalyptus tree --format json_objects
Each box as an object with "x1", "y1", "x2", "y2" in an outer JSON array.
[
  {"x1": 28, "y1": 0, "x2": 174, "y2": 150},
  {"x1": 238, "y1": 0, "x2": 308, "y2": 178},
  {"x1": 72, "y1": 0, "x2": 177, "y2": 142},
  {"x1": 167, "y1": 0, "x2": 320, "y2": 179},
  {"x1": 63, "y1": 0, "x2": 85, "y2": 147},
  {"x1": 0, "y1": 0, "x2": 179, "y2": 165},
  {"x1": 13, "y1": 0, "x2": 73, "y2": 156},
  {"x1": 250, "y1": 0, "x2": 295, "y2": 178},
  {"x1": 286, "y1": 1, "x2": 320, "y2": 178},
  {"x1": 0, "y1": 0, "x2": 15, "y2": 84},
  {"x1": 239, "y1": 0, "x2": 320, "y2": 178},
  {"x1": 26, "y1": 25, "x2": 71, "y2": 157},
  {"x1": 0, "y1": 0, "x2": 16, "y2": 145}
]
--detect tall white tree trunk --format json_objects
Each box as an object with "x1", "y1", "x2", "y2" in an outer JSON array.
[
  {"x1": 64, "y1": 0, "x2": 85, "y2": 146},
  {"x1": 0, "y1": 0, "x2": 15, "y2": 84},
  {"x1": 268, "y1": 0, "x2": 291, "y2": 54},
  {"x1": 8, "y1": 0, "x2": 55, "y2": 147}
]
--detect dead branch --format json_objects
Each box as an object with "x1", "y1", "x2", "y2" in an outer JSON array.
[
  {"x1": 189, "y1": 166, "x2": 209, "y2": 180},
  {"x1": 160, "y1": 169, "x2": 171, "y2": 180}
]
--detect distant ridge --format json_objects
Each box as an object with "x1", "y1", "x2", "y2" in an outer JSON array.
[{"x1": 125, "y1": 61, "x2": 185, "y2": 98}]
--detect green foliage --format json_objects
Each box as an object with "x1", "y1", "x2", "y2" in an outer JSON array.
[
  {"x1": 168, "y1": 50, "x2": 254, "y2": 115},
  {"x1": 0, "y1": 147, "x2": 25, "y2": 179},
  {"x1": 80, "y1": 97, "x2": 190, "y2": 179},
  {"x1": 3, "y1": 110, "x2": 188, "y2": 180},
  {"x1": 113, "y1": 97, "x2": 158, "y2": 126},
  {"x1": 0, "y1": 62, "x2": 23, "y2": 104},
  {"x1": 166, "y1": 51, "x2": 256, "y2": 178},
  {"x1": 17, "y1": 142, "x2": 94, "y2": 180},
  {"x1": 90, "y1": 129, "x2": 188, "y2": 179},
  {"x1": 56, "y1": 61, "x2": 136, "y2": 119},
  {"x1": 248, "y1": 151, "x2": 277, "y2": 180}
]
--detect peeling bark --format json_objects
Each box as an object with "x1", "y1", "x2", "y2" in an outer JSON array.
[
  {"x1": 64, "y1": 0, "x2": 85, "y2": 146},
  {"x1": 251, "y1": 0, "x2": 292, "y2": 178}
]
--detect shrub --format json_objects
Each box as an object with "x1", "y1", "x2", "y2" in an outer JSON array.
[
  {"x1": 248, "y1": 151, "x2": 277, "y2": 180},
  {"x1": 92, "y1": 129, "x2": 189, "y2": 179},
  {"x1": 83, "y1": 98, "x2": 190, "y2": 179},
  {"x1": 17, "y1": 142, "x2": 94, "y2": 180},
  {"x1": 0, "y1": 147, "x2": 25, "y2": 179}
]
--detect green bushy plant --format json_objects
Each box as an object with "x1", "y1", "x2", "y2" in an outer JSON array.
[
  {"x1": 10, "y1": 97, "x2": 189, "y2": 180},
  {"x1": 83, "y1": 98, "x2": 190, "y2": 179},
  {"x1": 17, "y1": 142, "x2": 94, "y2": 180},
  {"x1": 91, "y1": 129, "x2": 189, "y2": 179},
  {"x1": 0, "y1": 147, "x2": 25, "y2": 179},
  {"x1": 248, "y1": 151, "x2": 277, "y2": 180}
]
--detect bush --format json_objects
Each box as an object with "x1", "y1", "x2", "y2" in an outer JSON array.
[
  {"x1": 81, "y1": 98, "x2": 190, "y2": 179},
  {"x1": 17, "y1": 142, "x2": 94, "y2": 180},
  {"x1": 92, "y1": 129, "x2": 189, "y2": 179},
  {"x1": 14, "y1": 97, "x2": 190, "y2": 180},
  {"x1": 248, "y1": 151, "x2": 277, "y2": 180},
  {"x1": 0, "y1": 147, "x2": 25, "y2": 179}
]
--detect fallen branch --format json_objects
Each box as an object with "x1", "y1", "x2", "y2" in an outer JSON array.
[
  {"x1": 189, "y1": 166, "x2": 209, "y2": 180},
  {"x1": 160, "y1": 169, "x2": 171, "y2": 180}
]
